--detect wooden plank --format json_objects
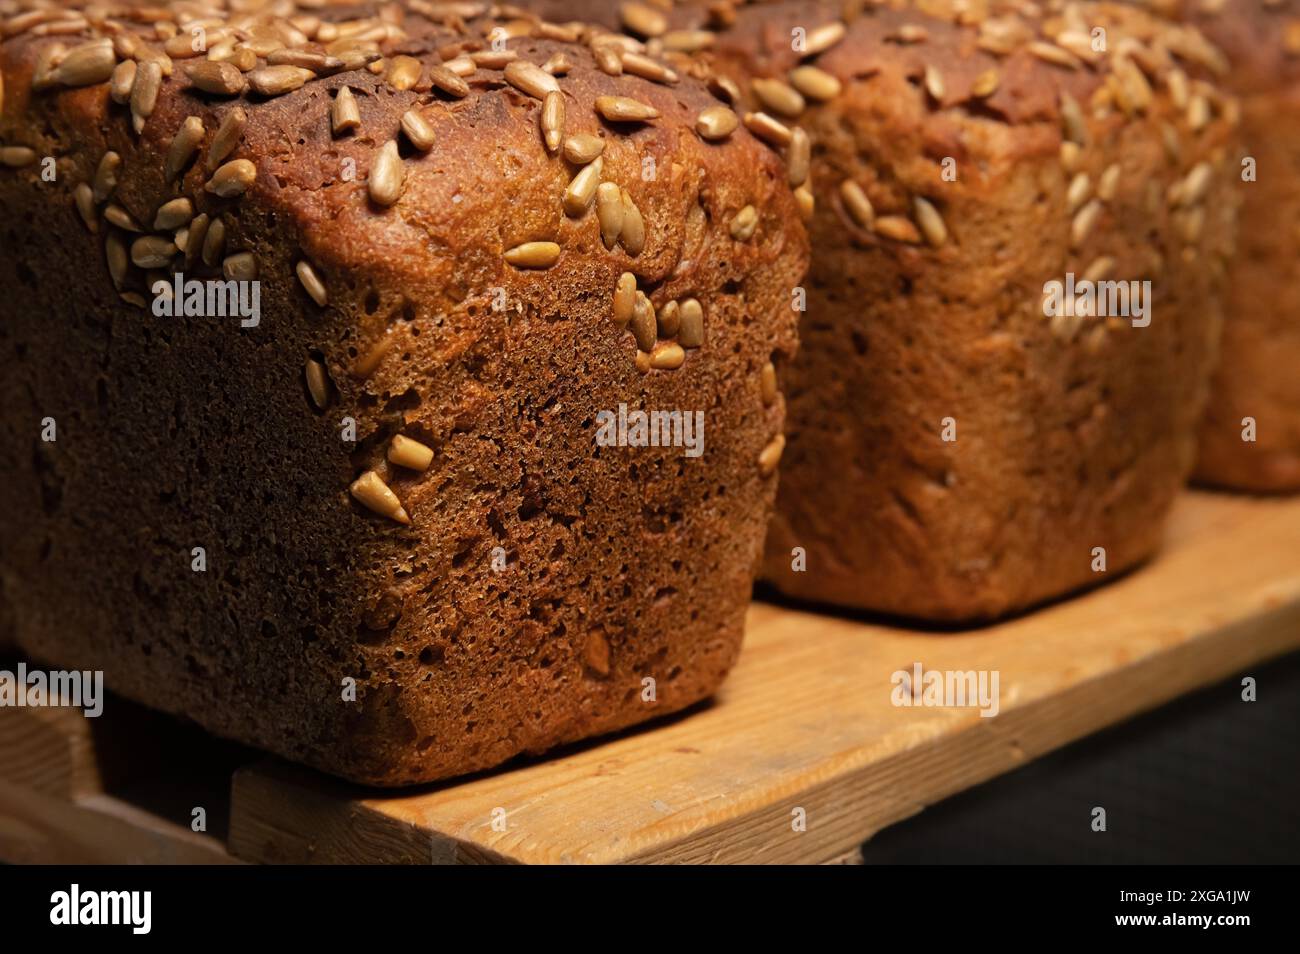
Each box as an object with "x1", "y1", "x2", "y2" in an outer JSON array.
[
  {"x1": 0, "y1": 693, "x2": 244, "y2": 863},
  {"x1": 228, "y1": 490, "x2": 1300, "y2": 865}
]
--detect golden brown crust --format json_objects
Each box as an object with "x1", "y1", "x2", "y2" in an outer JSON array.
[
  {"x1": 0, "y1": 2, "x2": 807, "y2": 784},
  {"x1": 544, "y1": 0, "x2": 1239, "y2": 619},
  {"x1": 1161, "y1": 0, "x2": 1300, "y2": 491}
]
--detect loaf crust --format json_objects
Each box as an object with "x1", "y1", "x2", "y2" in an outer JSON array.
[
  {"x1": 542, "y1": 0, "x2": 1239, "y2": 620},
  {"x1": 1169, "y1": 0, "x2": 1300, "y2": 492},
  {"x1": 0, "y1": 2, "x2": 806, "y2": 784}
]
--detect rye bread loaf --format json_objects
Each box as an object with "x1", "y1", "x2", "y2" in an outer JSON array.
[
  {"x1": 1158, "y1": 0, "x2": 1300, "y2": 492},
  {"x1": 0, "y1": 1, "x2": 807, "y2": 785},
  {"x1": 541, "y1": 0, "x2": 1239, "y2": 620}
]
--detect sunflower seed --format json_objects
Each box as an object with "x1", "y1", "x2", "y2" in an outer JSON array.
[
  {"x1": 332, "y1": 86, "x2": 361, "y2": 135},
  {"x1": 504, "y1": 241, "x2": 561, "y2": 268},
  {"x1": 621, "y1": 2, "x2": 668, "y2": 37},
  {"x1": 401, "y1": 108, "x2": 436, "y2": 151},
  {"x1": 971, "y1": 68, "x2": 1000, "y2": 98},
  {"x1": 387, "y1": 434, "x2": 433, "y2": 471},
  {"x1": 730, "y1": 204, "x2": 758, "y2": 241},
  {"x1": 656, "y1": 299, "x2": 680, "y2": 338},
  {"x1": 795, "y1": 185, "x2": 814, "y2": 222},
  {"x1": 385, "y1": 54, "x2": 422, "y2": 91},
  {"x1": 109, "y1": 58, "x2": 136, "y2": 103},
  {"x1": 153, "y1": 197, "x2": 194, "y2": 231},
  {"x1": 222, "y1": 251, "x2": 257, "y2": 281},
  {"x1": 428, "y1": 63, "x2": 469, "y2": 97},
  {"x1": 1180, "y1": 161, "x2": 1213, "y2": 206},
  {"x1": 696, "y1": 105, "x2": 739, "y2": 142},
  {"x1": 564, "y1": 133, "x2": 605, "y2": 164},
  {"x1": 1097, "y1": 164, "x2": 1121, "y2": 202},
  {"x1": 662, "y1": 29, "x2": 715, "y2": 53},
  {"x1": 247, "y1": 65, "x2": 313, "y2": 96},
  {"x1": 760, "y1": 362, "x2": 778, "y2": 405},
  {"x1": 1071, "y1": 199, "x2": 1102, "y2": 248},
  {"x1": 650, "y1": 341, "x2": 685, "y2": 370},
  {"x1": 504, "y1": 60, "x2": 558, "y2": 100},
  {"x1": 620, "y1": 189, "x2": 646, "y2": 255},
  {"x1": 634, "y1": 349, "x2": 652, "y2": 373},
  {"x1": 131, "y1": 235, "x2": 175, "y2": 269},
  {"x1": 130, "y1": 60, "x2": 162, "y2": 133},
  {"x1": 53, "y1": 40, "x2": 116, "y2": 87},
  {"x1": 1067, "y1": 172, "x2": 1091, "y2": 212},
  {"x1": 613, "y1": 272, "x2": 636, "y2": 327},
  {"x1": 678, "y1": 298, "x2": 704, "y2": 347},
  {"x1": 804, "y1": 22, "x2": 845, "y2": 56},
  {"x1": 1060, "y1": 141, "x2": 1082, "y2": 173},
  {"x1": 913, "y1": 197, "x2": 947, "y2": 246},
  {"x1": 93, "y1": 151, "x2": 120, "y2": 203},
  {"x1": 597, "y1": 182, "x2": 624, "y2": 249},
  {"x1": 1059, "y1": 91, "x2": 1088, "y2": 145},
  {"x1": 874, "y1": 215, "x2": 921, "y2": 243},
  {"x1": 621, "y1": 52, "x2": 677, "y2": 84},
  {"x1": 105, "y1": 231, "x2": 128, "y2": 287},
  {"x1": 207, "y1": 106, "x2": 246, "y2": 170},
  {"x1": 305, "y1": 358, "x2": 332, "y2": 411},
  {"x1": 630, "y1": 292, "x2": 657, "y2": 351},
  {"x1": 185, "y1": 213, "x2": 209, "y2": 266},
  {"x1": 1082, "y1": 255, "x2": 1114, "y2": 284},
  {"x1": 563, "y1": 156, "x2": 602, "y2": 217},
  {"x1": 442, "y1": 55, "x2": 476, "y2": 78},
  {"x1": 267, "y1": 49, "x2": 344, "y2": 74},
  {"x1": 206, "y1": 158, "x2": 256, "y2": 197},
  {"x1": 296, "y1": 260, "x2": 328, "y2": 306},
  {"x1": 595, "y1": 95, "x2": 660, "y2": 123},
  {"x1": 543, "y1": 52, "x2": 573, "y2": 76},
  {"x1": 350, "y1": 471, "x2": 410, "y2": 524},
  {"x1": 743, "y1": 111, "x2": 792, "y2": 147},
  {"x1": 592, "y1": 43, "x2": 623, "y2": 76},
  {"x1": 541, "y1": 90, "x2": 564, "y2": 153},
  {"x1": 31, "y1": 43, "x2": 67, "y2": 91},
  {"x1": 369, "y1": 141, "x2": 403, "y2": 206},
  {"x1": 1028, "y1": 41, "x2": 1080, "y2": 70},
  {"x1": 73, "y1": 183, "x2": 97, "y2": 232},
  {"x1": 709, "y1": 75, "x2": 741, "y2": 104},
  {"x1": 103, "y1": 203, "x2": 139, "y2": 232},
  {"x1": 186, "y1": 60, "x2": 245, "y2": 95},
  {"x1": 924, "y1": 65, "x2": 945, "y2": 101},
  {"x1": 165, "y1": 116, "x2": 205, "y2": 182},
  {"x1": 202, "y1": 217, "x2": 226, "y2": 266},
  {"x1": 788, "y1": 65, "x2": 840, "y2": 101},
  {"x1": 787, "y1": 128, "x2": 810, "y2": 187},
  {"x1": 758, "y1": 434, "x2": 785, "y2": 476}
]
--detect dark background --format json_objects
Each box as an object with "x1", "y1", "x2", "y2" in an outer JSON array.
[{"x1": 860, "y1": 649, "x2": 1300, "y2": 863}]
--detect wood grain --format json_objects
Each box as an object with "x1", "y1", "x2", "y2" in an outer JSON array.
[
  {"x1": 227, "y1": 490, "x2": 1300, "y2": 865},
  {"x1": 0, "y1": 691, "x2": 241, "y2": 863}
]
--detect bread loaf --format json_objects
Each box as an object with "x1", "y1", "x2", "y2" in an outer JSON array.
[
  {"x1": 540, "y1": 0, "x2": 1240, "y2": 620},
  {"x1": 1163, "y1": 0, "x2": 1300, "y2": 492},
  {"x1": 0, "y1": 1, "x2": 807, "y2": 785}
]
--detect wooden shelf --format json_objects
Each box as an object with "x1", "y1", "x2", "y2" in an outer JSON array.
[{"x1": 3, "y1": 490, "x2": 1299, "y2": 864}]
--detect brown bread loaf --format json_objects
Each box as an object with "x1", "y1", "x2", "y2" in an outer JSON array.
[
  {"x1": 1163, "y1": 0, "x2": 1300, "y2": 492},
  {"x1": 533, "y1": 0, "x2": 1239, "y2": 620},
  {"x1": 0, "y1": 1, "x2": 807, "y2": 785}
]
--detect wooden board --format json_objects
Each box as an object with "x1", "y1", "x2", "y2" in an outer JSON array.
[
  {"x1": 226, "y1": 490, "x2": 1300, "y2": 865},
  {"x1": 0, "y1": 698, "x2": 241, "y2": 864}
]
